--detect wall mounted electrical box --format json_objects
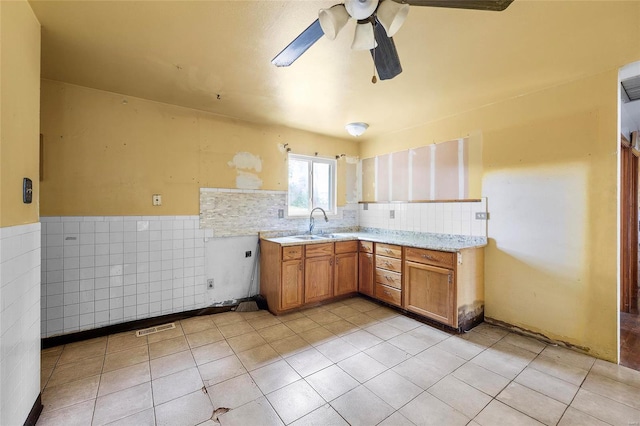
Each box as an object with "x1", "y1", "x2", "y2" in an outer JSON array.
[{"x1": 23, "y1": 178, "x2": 33, "y2": 204}]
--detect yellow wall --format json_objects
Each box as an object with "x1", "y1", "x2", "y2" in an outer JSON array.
[
  {"x1": 361, "y1": 70, "x2": 620, "y2": 361},
  {"x1": 1, "y1": 0, "x2": 41, "y2": 227},
  {"x1": 40, "y1": 80, "x2": 359, "y2": 216}
]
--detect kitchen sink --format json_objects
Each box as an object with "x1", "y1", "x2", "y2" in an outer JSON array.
[
  {"x1": 293, "y1": 235, "x2": 327, "y2": 240},
  {"x1": 291, "y1": 234, "x2": 342, "y2": 240}
]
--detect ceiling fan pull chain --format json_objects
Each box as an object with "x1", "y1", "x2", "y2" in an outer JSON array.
[{"x1": 371, "y1": 21, "x2": 378, "y2": 84}]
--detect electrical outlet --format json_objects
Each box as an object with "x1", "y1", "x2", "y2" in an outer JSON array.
[
  {"x1": 152, "y1": 194, "x2": 162, "y2": 206},
  {"x1": 390, "y1": 210, "x2": 395, "y2": 219},
  {"x1": 245, "y1": 251, "x2": 252, "y2": 258},
  {"x1": 278, "y1": 209, "x2": 284, "y2": 218},
  {"x1": 475, "y1": 212, "x2": 489, "y2": 220},
  {"x1": 207, "y1": 279, "x2": 214, "y2": 289}
]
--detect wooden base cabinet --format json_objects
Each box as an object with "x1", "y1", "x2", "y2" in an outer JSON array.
[
  {"x1": 260, "y1": 240, "x2": 305, "y2": 314},
  {"x1": 358, "y1": 242, "x2": 374, "y2": 297},
  {"x1": 404, "y1": 262, "x2": 454, "y2": 326},
  {"x1": 334, "y1": 241, "x2": 358, "y2": 296},
  {"x1": 335, "y1": 252, "x2": 358, "y2": 296},
  {"x1": 281, "y1": 259, "x2": 304, "y2": 310},
  {"x1": 305, "y1": 255, "x2": 333, "y2": 303},
  {"x1": 261, "y1": 239, "x2": 358, "y2": 314},
  {"x1": 403, "y1": 247, "x2": 484, "y2": 330},
  {"x1": 304, "y1": 242, "x2": 334, "y2": 304},
  {"x1": 261, "y1": 238, "x2": 484, "y2": 328},
  {"x1": 374, "y1": 243, "x2": 403, "y2": 308}
]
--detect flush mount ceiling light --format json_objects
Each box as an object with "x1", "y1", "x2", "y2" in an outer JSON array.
[
  {"x1": 345, "y1": 122, "x2": 369, "y2": 137},
  {"x1": 271, "y1": 0, "x2": 514, "y2": 81}
]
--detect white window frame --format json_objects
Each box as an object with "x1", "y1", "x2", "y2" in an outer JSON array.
[{"x1": 287, "y1": 153, "x2": 337, "y2": 217}]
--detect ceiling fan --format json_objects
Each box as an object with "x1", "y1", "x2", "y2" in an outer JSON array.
[{"x1": 272, "y1": 0, "x2": 514, "y2": 81}]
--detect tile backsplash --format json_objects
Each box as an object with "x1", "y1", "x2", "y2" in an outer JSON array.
[
  {"x1": 200, "y1": 188, "x2": 358, "y2": 236},
  {"x1": 199, "y1": 188, "x2": 485, "y2": 238},
  {"x1": 358, "y1": 199, "x2": 487, "y2": 237},
  {"x1": 40, "y1": 216, "x2": 207, "y2": 338}
]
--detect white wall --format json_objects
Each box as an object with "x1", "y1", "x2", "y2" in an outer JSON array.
[
  {"x1": 205, "y1": 236, "x2": 259, "y2": 304},
  {"x1": 0, "y1": 223, "x2": 41, "y2": 425},
  {"x1": 621, "y1": 102, "x2": 640, "y2": 141}
]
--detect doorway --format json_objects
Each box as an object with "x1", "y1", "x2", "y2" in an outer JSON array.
[{"x1": 621, "y1": 131, "x2": 640, "y2": 370}]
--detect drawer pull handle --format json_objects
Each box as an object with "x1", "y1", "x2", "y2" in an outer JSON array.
[
  {"x1": 385, "y1": 249, "x2": 393, "y2": 254},
  {"x1": 383, "y1": 290, "x2": 391, "y2": 296},
  {"x1": 385, "y1": 262, "x2": 392, "y2": 268},
  {"x1": 385, "y1": 275, "x2": 393, "y2": 282},
  {"x1": 421, "y1": 254, "x2": 435, "y2": 260}
]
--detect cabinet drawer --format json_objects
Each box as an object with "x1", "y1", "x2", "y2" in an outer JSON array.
[
  {"x1": 305, "y1": 242, "x2": 334, "y2": 258},
  {"x1": 405, "y1": 247, "x2": 455, "y2": 268},
  {"x1": 375, "y1": 243, "x2": 402, "y2": 259},
  {"x1": 282, "y1": 245, "x2": 302, "y2": 260},
  {"x1": 335, "y1": 240, "x2": 358, "y2": 254},
  {"x1": 375, "y1": 283, "x2": 402, "y2": 307},
  {"x1": 359, "y1": 241, "x2": 373, "y2": 253},
  {"x1": 375, "y1": 255, "x2": 402, "y2": 273},
  {"x1": 375, "y1": 268, "x2": 401, "y2": 289}
]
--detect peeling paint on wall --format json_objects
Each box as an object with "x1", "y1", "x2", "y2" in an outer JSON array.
[
  {"x1": 236, "y1": 170, "x2": 263, "y2": 189},
  {"x1": 228, "y1": 151, "x2": 262, "y2": 172},
  {"x1": 228, "y1": 151, "x2": 263, "y2": 189}
]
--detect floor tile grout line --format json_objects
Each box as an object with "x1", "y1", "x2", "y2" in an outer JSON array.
[{"x1": 40, "y1": 298, "x2": 640, "y2": 426}]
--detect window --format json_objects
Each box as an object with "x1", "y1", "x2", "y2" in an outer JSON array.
[{"x1": 288, "y1": 154, "x2": 336, "y2": 216}]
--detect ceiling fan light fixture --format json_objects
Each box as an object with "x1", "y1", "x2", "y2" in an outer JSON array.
[
  {"x1": 319, "y1": 5, "x2": 350, "y2": 40},
  {"x1": 351, "y1": 22, "x2": 377, "y2": 50},
  {"x1": 345, "y1": 0, "x2": 379, "y2": 20},
  {"x1": 376, "y1": 0, "x2": 409, "y2": 37},
  {"x1": 345, "y1": 122, "x2": 369, "y2": 137}
]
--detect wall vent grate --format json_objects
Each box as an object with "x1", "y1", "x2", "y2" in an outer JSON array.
[{"x1": 135, "y1": 322, "x2": 176, "y2": 337}]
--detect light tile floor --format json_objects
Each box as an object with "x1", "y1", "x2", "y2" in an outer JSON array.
[{"x1": 37, "y1": 297, "x2": 640, "y2": 426}]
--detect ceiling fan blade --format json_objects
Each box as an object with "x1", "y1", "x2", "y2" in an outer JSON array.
[
  {"x1": 370, "y1": 20, "x2": 402, "y2": 80},
  {"x1": 272, "y1": 19, "x2": 324, "y2": 67},
  {"x1": 399, "y1": 0, "x2": 514, "y2": 11}
]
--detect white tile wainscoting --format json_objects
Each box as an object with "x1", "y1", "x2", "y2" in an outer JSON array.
[
  {"x1": 359, "y1": 199, "x2": 488, "y2": 238},
  {"x1": 40, "y1": 216, "x2": 208, "y2": 338},
  {"x1": 0, "y1": 222, "x2": 41, "y2": 425}
]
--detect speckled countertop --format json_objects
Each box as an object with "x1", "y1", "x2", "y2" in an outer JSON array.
[{"x1": 261, "y1": 228, "x2": 487, "y2": 252}]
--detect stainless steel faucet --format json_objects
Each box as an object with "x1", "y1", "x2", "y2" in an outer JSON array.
[{"x1": 309, "y1": 207, "x2": 329, "y2": 234}]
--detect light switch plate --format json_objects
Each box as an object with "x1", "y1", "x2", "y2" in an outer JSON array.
[{"x1": 475, "y1": 212, "x2": 488, "y2": 220}]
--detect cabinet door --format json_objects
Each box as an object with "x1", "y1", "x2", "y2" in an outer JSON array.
[
  {"x1": 358, "y1": 252, "x2": 374, "y2": 297},
  {"x1": 335, "y1": 252, "x2": 358, "y2": 296},
  {"x1": 404, "y1": 261, "x2": 456, "y2": 326},
  {"x1": 281, "y1": 259, "x2": 304, "y2": 310},
  {"x1": 305, "y1": 256, "x2": 333, "y2": 303}
]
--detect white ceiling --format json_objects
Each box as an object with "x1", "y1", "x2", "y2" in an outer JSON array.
[{"x1": 29, "y1": 0, "x2": 640, "y2": 141}]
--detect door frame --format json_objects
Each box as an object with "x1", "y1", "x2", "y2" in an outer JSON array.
[{"x1": 621, "y1": 131, "x2": 639, "y2": 313}]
